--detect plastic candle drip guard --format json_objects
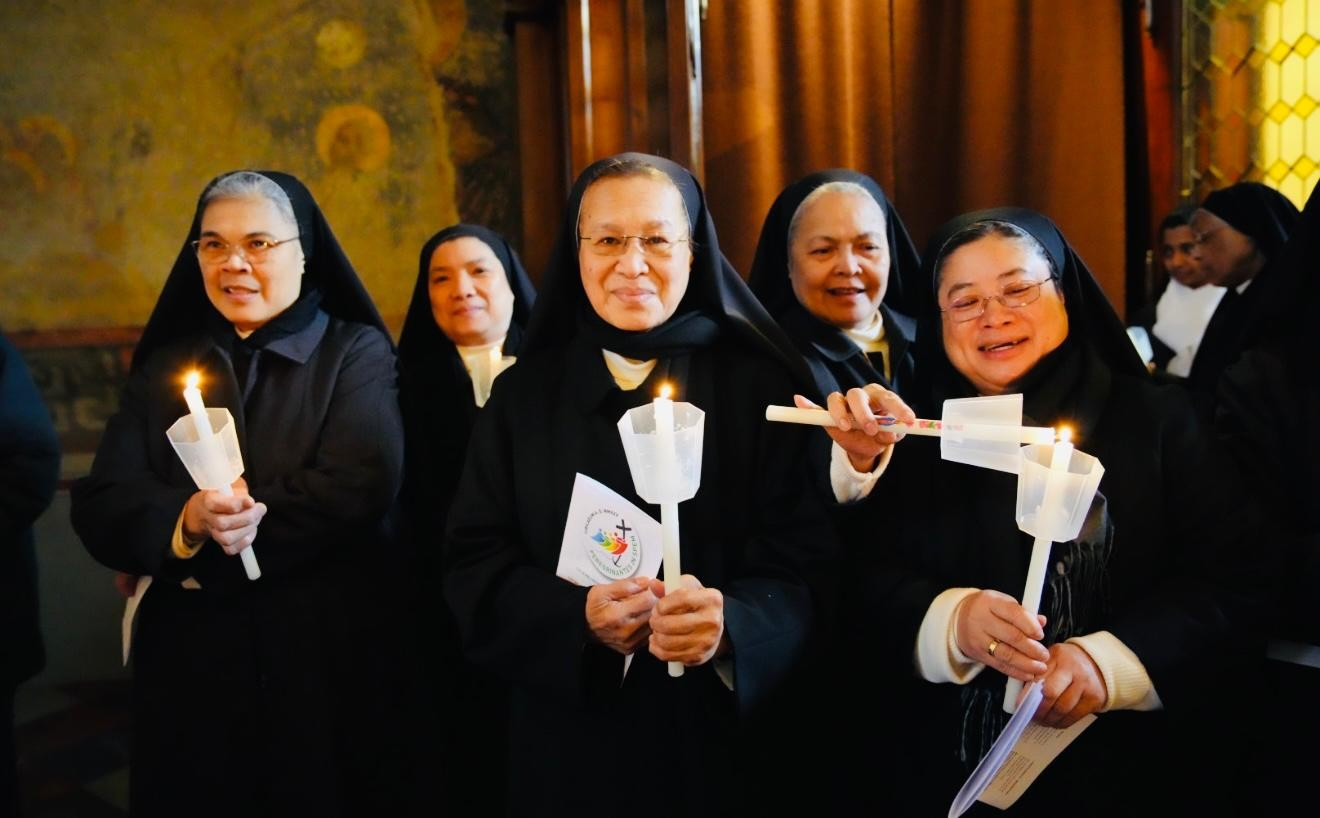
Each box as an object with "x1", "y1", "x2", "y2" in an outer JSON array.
[
  {"x1": 616, "y1": 402, "x2": 704, "y2": 504},
  {"x1": 1015, "y1": 444, "x2": 1104, "y2": 542}
]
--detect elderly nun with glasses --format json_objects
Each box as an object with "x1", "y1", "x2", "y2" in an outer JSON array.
[
  {"x1": 71, "y1": 171, "x2": 418, "y2": 817},
  {"x1": 442, "y1": 153, "x2": 836, "y2": 816},
  {"x1": 821, "y1": 208, "x2": 1261, "y2": 815}
]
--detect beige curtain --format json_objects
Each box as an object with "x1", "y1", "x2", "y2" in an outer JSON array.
[{"x1": 703, "y1": 0, "x2": 1128, "y2": 307}]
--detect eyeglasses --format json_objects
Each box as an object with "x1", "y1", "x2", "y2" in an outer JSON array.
[
  {"x1": 940, "y1": 278, "x2": 1056, "y2": 323},
  {"x1": 577, "y1": 233, "x2": 691, "y2": 258},
  {"x1": 191, "y1": 235, "x2": 300, "y2": 264}
]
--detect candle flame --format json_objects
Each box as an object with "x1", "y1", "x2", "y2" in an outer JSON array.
[
  {"x1": 185, "y1": 371, "x2": 200, "y2": 390},
  {"x1": 658, "y1": 383, "x2": 672, "y2": 400},
  {"x1": 1057, "y1": 426, "x2": 1073, "y2": 443}
]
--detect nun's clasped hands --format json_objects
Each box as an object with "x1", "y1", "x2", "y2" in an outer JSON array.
[
  {"x1": 586, "y1": 576, "x2": 658, "y2": 655},
  {"x1": 954, "y1": 588, "x2": 1050, "y2": 682},
  {"x1": 647, "y1": 575, "x2": 728, "y2": 667},
  {"x1": 181, "y1": 476, "x2": 267, "y2": 556}
]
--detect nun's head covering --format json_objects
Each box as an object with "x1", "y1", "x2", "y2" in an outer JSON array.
[
  {"x1": 1200, "y1": 181, "x2": 1301, "y2": 261},
  {"x1": 519, "y1": 152, "x2": 813, "y2": 390},
  {"x1": 747, "y1": 168, "x2": 919, "y2": 318},
  {"x1": 132, "y1": 170, "x2": 387, "y2": 373},
  {"x1": 397, "y1": 224, "x2": 536, "y2": 367},
  {"x1": 910, "y1": 208, "x2": 1146, "y2": 424}
]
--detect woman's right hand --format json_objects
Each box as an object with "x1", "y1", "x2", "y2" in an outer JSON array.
[
  {"x1": 796, "y1": 383, "x2": 916, "y2": 471},
  {"x1": 585, "y1": 577, "x2": 658, "y2": 655},
  {"x1": 954, "y1": 589, "x2": 1050, "y2": 682},
  {"x1": 182, "y1": 477, "x2": 267, "y2": 556}
]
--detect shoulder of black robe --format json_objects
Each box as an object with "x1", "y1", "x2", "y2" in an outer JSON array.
[
  {"x1": 519, "y1": 152, "x2": 815, "y2": 393},
  {"x1": 746, "y1": 169, "x2": 920, "y2": 397},
  {"x1": 131, "y1": 170, "x2": 389, "y2": 374},
  {"x1": 908, "y1": 207, "x2": 1147, "y2": 423}
]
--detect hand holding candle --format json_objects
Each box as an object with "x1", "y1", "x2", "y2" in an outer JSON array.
[
  {"x1": 1003, "y1": 426, "x2": 1104, "y2": 713},
  {"x1": 171, "y1": 371, "x2": 261, "y2": 580},
  {"x1": 615, "y1": 382, "x2": 706, "y2": 679}
]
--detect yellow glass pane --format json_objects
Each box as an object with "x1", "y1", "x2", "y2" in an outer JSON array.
[
  {"x1": 1295, "y1": 155, "x2": 1318, "y2": 177},
  {"x1": 1269, "y1": 99, "x2": 1293, "y2": 121},
  {"x1": 1279, "y1": 173, "x2": 1303, "y2": 203},
  {"x1": 1298, "y1": 95, "x2": 1319, "y2": 117},
  {"x1": 1270, "y1": 40, "x2": 1294, "y2": 62},
  {"x1": 1259, "y1": 0, "x2": 1282, "y2": 49},
  {"x1": 1268, "y1": 160, "x2": 1290, "y2": 181},
  {"x1": 1262, "y1": 59, "x2": 1281, "y2": 104},
  {"x1": 1297, "y1": 33, "x2": 1318, "y2": 57},
  {"x1": 1281, "y1": 113, "x2": 1305, "y2": 162},
  {"x1": 1309, "y1": 49, "x2": 1320, "y2": 95},
  {"x1": 1282, "y1": 52, "x2": 1305, "y2": 103},
  {"x1": 1261, "y1": 117, "x2": 1282, "y2": 166},
  {"x1": 1307, "y1": 110, "x2": 1320, "y2": 158},
  {"x1": 1281, "y1": 0, "x2": 1305, "y2": 45}
]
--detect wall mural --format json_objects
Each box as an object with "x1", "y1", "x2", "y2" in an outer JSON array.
[{"x1": 0, "y1": 0, "x2": 518, "y2": 478}]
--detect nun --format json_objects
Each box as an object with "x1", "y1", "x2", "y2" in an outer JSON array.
[
  {"x1": 1215, "y1": 185, "x2": 1320, "y2": 814},
  {"x1": 747, "y1": 170, "x2": 919, "y2": 499},
  {"x1": 396, "y1": 224, "x2": 534, "y2": 814},
  {"x1": 1184, "y1": 182, "x2": 1300, "y2": 394},
  {"x1": 71, "y1": 171, "x2": 410, "y2": 817},
  {"x1": 443, "y1": 153, "x2": 835, "y2": 816},
  {"x1": 840, "y1": 209, "x2": 1258, "y2": 815}
]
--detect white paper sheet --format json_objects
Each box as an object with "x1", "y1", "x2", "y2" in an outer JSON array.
[
  {"x1": 556, "y1": 473, "x2": 662, "y2": 586},
  {"x1": 948, "y1": 683, "x2": 1096, "y2": 816},
  {"x1": 556, "y1": 473, "x2": 663, "y2": 681}
]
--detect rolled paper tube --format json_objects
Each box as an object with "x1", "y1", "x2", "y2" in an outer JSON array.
[{"x1": 764, "y1": 405, "x2": 1054, "y2": 444}]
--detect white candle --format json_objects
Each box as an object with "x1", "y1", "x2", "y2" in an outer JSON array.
[
  {"x1": 764, "y1": 405, "x2": 1054, "y2": 444},
  {"x1": 181, "y1": 371, "x2": 261, "y2": 580},
  {"x1": 654, "y1": 384, "x2": 683, "y2": 678},
  {"x1": 1004, "y1": 427, "x2": 1073, "y2": 713}
]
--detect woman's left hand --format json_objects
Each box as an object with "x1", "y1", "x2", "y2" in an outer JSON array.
[
  {"x1": 647, "y1": 575, "x2": 729, "y2": 667},
  {"x1": 1033, "y1": 642, "x2": 1108, "y2": 728}
]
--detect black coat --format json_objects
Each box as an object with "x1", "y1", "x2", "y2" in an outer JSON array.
[
  {"x1": 71, "y1": 313, "x2": 409, "y2": 817},
  {"x1": 0, "y1": 333, "x2": 60, "y2": 687},
  {"x1": 443, "y1": 336, "x2": 835, "y2": 817}
]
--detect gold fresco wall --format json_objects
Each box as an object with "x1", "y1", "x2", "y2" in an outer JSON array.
[{"x1": 0, "y1": 0, "x2": 518, "y2": 335}]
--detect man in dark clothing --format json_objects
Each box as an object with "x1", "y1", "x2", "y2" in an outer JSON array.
[{"x1": 0, "y1": 330, "x2": 61, "y2": 815}]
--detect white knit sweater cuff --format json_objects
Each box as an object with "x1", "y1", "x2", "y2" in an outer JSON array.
[
  {"x1": 915, "y1": 587, "x2": 984, "y2": 684},
  {"x1": 1067, "y1": 631, "x2": 1163, "y2": 712}
]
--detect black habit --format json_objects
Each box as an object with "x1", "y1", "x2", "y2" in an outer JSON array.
[
  {"x1": 1214, "y1": 184, "x2": 1320, "y2": 813},
  {"x1": 1185, "y1": 182, "x2": 1300, "y2": 394},
  {"x1": 396, "y1": 224, "x2": 535, "y2": 815},
  {"x1": 747, "y1": 168, "x2": 920, "y2": 400},
  {"x1": 443, "y1": 153, "x2": 833, "y2": 816},
  {"x1": 843, "y1": 209, "x2": 1259, "y2": 816},
  {"x1": 70, "y1": 172, "x2": 414, "y2": 817}
]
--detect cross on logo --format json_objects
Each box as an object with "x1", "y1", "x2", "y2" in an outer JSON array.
[{"x1": 615, "y1": 520, "x2": 632, "y2": 540}]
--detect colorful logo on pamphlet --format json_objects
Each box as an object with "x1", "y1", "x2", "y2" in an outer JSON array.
[{"x1": 583, "y1": 509, "x2": 643, "y2": 580}]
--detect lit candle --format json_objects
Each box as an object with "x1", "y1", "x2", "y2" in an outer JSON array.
[
  {"x1": 1004, "y1": 426, "x2": 1073, "y2": 712},
  {"x1": 181, "y1": 371, "x2": 261, "y2": 580},
  {"x1": 654, "y1": 383, "x2": 683, "y2": 678}
]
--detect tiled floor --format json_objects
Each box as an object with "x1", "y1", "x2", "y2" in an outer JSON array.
[{"x1": 16, "y1": 681, "x2": 131, "y2": 817}]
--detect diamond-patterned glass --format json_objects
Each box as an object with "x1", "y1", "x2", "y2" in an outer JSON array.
[{"x1": 1185, "y1": 0, "x2": 1320, "y2": 205}]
